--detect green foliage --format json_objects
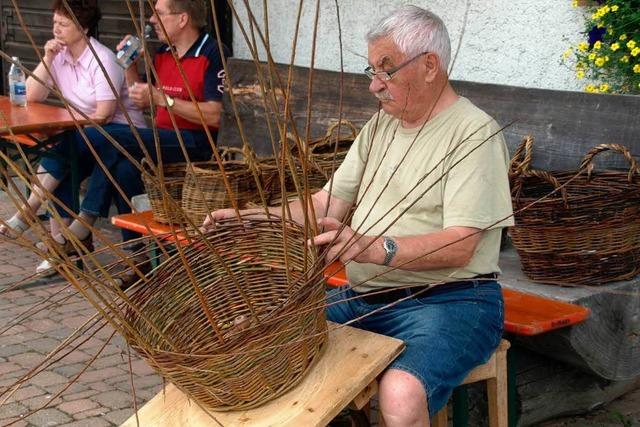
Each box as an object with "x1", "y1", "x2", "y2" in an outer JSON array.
[
  {"x1": 565, "y1": 0, "x2": 640, "y2": 94},
  {"x1": 610, "y1": 409, "x2": 634, "y2": 427}
]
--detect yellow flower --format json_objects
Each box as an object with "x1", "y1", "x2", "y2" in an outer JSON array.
[
  {"x1": 585, "y1": 84, "x2": 598, "y2": 93},
  {"x1": 588, "y1": 52, "x2": 597, "y2": 61},
  {"x1": 632, "y1": 47, "x2": 640, "y2": 57},
  {"x1": 604, "y1": 56, "x2": 610, "y2": 62},
  {"x1": 597, "y1": 22, "x2": 605, "y2": 29},
  {"x1": 591, "y1": 12, "x2": 600, "y2": 20},
  {"x1": 611, "y1": 42, "x2": 620, "y2": 51},
  {"x1": 611, "y1": 5, "x2": 619, "y2": 12},
  {"x1": 572, "y1": 0, "x2": 578, "y2": 6},
  {"x1": 563, "y1": 49, "x2": 572, "y2": 59},
  {"x1": 621, "y1": 55, "x2": 629, "y2": 63},
  {"x1": 627, "y1": 40, "x2": 637, "y2": 49},
  {"x1": 576, "y1": 70, "x2": 585, "y2": 79},
  {"x1": 578, "y1": 41, "x2": 589, "y2": 52},
  {"x1": 595, "y1": 57, "x2": 605, "y2": 67},
  {"x1": 619, "y1": 34, "x2": 627, "y2": 41},
  {"x1": 602, "y1": 5, "x2": 610, "y2": 13},
  {"x1": 594, "y1": 41, "x2": 602, "y2": 50},
  {"x1": 634, "y1": 64, "x2": 640, "y2": 74},
  {"x1": 599, "y1": 83, "x2": 609, "y2": 92}
]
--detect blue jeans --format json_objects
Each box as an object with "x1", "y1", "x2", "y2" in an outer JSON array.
[
  {"x1": 326, "y1": 280, "x2": 504, "y2": 417},
  {"x1": 40, "y1": 124, "x2": 214, "y2": 241}
]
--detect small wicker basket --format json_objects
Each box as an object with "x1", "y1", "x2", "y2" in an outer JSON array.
[
  {"x1": 122, "y1": 218, "x2": 327, "y2": 411},
  {"x1": 180, "y1": 146, "x2": 270, "y2": 224},
  {"x1": 141, "y1": 159, "x2": 189, "y2": 224}
]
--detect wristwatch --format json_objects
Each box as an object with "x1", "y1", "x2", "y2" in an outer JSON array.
[
  {"x1": 165, "y1": 95, "x2": 175, "y2": 108},
  {"x1": 382, "y1": 236, "x2": 398, "y2": 266}
]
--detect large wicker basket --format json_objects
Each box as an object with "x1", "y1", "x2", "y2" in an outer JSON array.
[
  {"x1": 509, "y1": 137, "x2": 640, "y2": 285},
  {"x1": 122, "y1": 218, "x2": 327, "y2": 411}
]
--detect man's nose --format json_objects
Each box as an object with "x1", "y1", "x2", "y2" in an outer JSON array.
[{"x1": 369, "y1": 76, "x2": 386, "y2": 94}]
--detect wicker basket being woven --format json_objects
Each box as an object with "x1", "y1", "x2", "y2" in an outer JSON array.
[
  {"x1": 509, "y1": 136, "x2": 640, "y2": 285},
  {"x1": 122, "y1": 218, "x2": 327, "y2": 411}
]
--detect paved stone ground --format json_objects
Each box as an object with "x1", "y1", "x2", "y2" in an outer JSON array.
[{"x1": 1, "y1": 188, "x2": 639, "y2": 426}]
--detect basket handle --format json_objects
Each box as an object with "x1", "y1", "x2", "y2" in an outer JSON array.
[
  {"x1": 324, "y1": 119, "x2": 358, "y2": 140},
  {"x1": 214, "y1": 145, "x2": 263, "y2": 174},
  {"x1": 511, "y1": 167, "x2": 569, "y2": 207},
  {"x1": 140, "y1": 157, "x2": 154, "y2": 176},
  {"x1": 509, "y1": 135, "x2": 534, "y2": 177},
  {"x1": 578, "y1": 143, "x2": 640, "y2": 183}
]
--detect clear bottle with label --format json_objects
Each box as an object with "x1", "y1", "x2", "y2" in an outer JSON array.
[
  {"x1": 8, "y1": 56, "x2": 27, "y2": 107},
  {"x1": 116, "y1": 25, "x2": 152, "y2": 68}
]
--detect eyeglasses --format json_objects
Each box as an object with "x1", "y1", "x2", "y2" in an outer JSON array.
[
  {"x1": 364, "y1": 51, "x2": 429, "y2": 81},
  {"x1": 155, "y1": 10, "x2": 183, "y2": 17}
]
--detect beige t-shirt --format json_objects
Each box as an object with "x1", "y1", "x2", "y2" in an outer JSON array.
[{"x1": 323, "y1": 97, "x2": 514, "y2": 292}]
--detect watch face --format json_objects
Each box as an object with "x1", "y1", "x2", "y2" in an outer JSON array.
[{"x1": 384, "y1": 237, "x2": 397, "y2": 253}]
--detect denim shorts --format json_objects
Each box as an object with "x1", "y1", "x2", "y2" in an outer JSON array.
[{"x1": 325, "y1": 280, "x2": 504, "y2": 417}]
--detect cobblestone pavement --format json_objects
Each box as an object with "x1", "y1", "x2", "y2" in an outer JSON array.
[{"x1": 1, "y1": 189, "x2": 639, "y2": 427}]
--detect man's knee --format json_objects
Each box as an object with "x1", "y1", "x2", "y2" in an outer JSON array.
[{"x1": 378, "y1": 368, "x2": 430, "y2": 427}]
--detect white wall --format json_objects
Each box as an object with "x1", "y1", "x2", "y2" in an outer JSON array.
[{"x1": 232, "y1": 0, "x2": 586, "y2": 91}]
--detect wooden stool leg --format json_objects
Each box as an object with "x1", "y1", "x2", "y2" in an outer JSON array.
[
  {"x1": 432, "y1": 405, "x2": 447, "y2": 427},
  {"x1": 487, "y1": 346, "x2": 508, "y2": 427}
]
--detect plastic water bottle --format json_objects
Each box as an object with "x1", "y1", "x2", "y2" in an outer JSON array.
[
  {"x1": 8, "y1": 57, "x2": 27, "y2": 107},
  {"x1": 116, "y1": 25, "x2": 152, "y2": 68}
]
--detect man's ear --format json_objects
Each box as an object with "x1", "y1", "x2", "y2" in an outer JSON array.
[
  {"x1": 178, "y1": 12, "x2": 189, "y2": 29},
  {"x1": 424, "y1": 53, "x2": 440, "y2": 83}
]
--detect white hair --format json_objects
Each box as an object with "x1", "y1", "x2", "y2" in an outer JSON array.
[{"x1": 366, "y1": 5, "x2": 451, "y2": 71}]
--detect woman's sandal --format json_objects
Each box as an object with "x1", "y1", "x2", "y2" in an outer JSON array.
[
  {"x1": 0, "y1": 216, "x2": 30, "y2": 239},
  {"x1": 35, "y1": 233, "x2": 94, "y2": 258}
]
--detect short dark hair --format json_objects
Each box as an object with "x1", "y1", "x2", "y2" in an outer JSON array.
[
  {"x1": 52, "y1": 0, "x2": 102, "y2": 36},
  {"x1": 169, "y1": 0, "x2": 207, "y2": 30}
]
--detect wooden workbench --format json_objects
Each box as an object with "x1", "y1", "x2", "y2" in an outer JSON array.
[{"x1": 121, "y1": 322, "x2": 404, "y2": 427}]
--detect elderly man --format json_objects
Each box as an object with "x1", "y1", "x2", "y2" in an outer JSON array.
[
  {"x1": 32, "y1": 0, "x2": 228, "y2": 275},
  {"x1": 207, "y1": 6, "x2": 512, "y2": 426}
]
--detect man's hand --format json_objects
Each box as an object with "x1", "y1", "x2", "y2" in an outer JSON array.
[
  {"x1": 43, "y1": 39, "x2": 65, "y2": 63},
  {"x1": 311, "y1": 217, "x2": 380, "y2": 264},
  {"x1": 130, "y1": 82, "x2": 174, "y2": 109},
  {"x1": 116, "y1": 35, "x2": 145, "y2": 68},
  {"x1": 129, "y1": 82, "x2": 152, "y2": 109},
  {"x1": 202, "y1": 208, "x2": 237, "y2": 230}
]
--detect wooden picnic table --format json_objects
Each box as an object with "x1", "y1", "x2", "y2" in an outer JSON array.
[
  {"x1": 0, "y1": 95, "x2": 93, "y2": 136},
  {"x1": 0, "y1": 95, "x2": 98, "y2": 210}
]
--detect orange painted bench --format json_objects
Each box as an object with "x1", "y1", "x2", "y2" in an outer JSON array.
[
  {"x1": 112, "y1": 211, "x2": 591, "y2": 337},
  {"x1": 322, "y1": 261, "x2": 590, "y2": 336}
]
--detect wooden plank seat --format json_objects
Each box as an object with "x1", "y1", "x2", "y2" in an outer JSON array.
[{"x1": 120, "y1": 322, "x2": 404, "y2": 427}]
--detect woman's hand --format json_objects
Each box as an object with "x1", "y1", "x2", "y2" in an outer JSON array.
[{"x1": 43, "y1": 39, "x2": 65, "y2": 63}]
